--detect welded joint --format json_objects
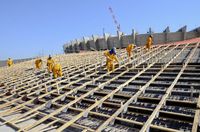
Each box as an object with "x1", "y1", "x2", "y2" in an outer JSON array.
[
  {"x1": 146, "y1": 126, "x2": 150, "y2": 132},
  {"x1": 126, "y1": 66, "x2": 129, "y2": 71},
  {"x1": 123, "y1": 106, "x2": 128, "y2": 113},
  {"x1": 92, "y1": 77, "x2": 95, "y2": 84},
  {"x1": 163, "y1": 100, "x2": 166, "y2": 106},
  {"x1": 60, "y1": 95, "x2": 66, "y2": 102},
  {"x1": 26, "y1": 89, "x2": 31, "y2": 94},
  {"x1": 47, "y1": 87, "x2": 52, "y2": 92},
  {"x1": 62, "y1": 108, "x2": 68, "y2": 113},
  {"x1": 155, "y1": 112, "x2": 159, "y2": 118},
  {"x1": 109, "y1": 119, "x2": 115, "y2": 125},
  {"x1": 120, "y1": 102, "x2": 123, "y2": 106},
  {"x1": 90, "y1": 92, "x2": 94, "y2": 96},
  {"x1": 83, "y1": 111, "x2": 89, "y2": 117},
  {"x1": 142, "y1": 90, "x2": 145, "y2": 94},
  {"x1": 98, "y1": 103, "x2": 102, "y2": 108},
  {"x1": 45, "y1": 83, "x2": 48, "y2": 93},
  {"x1": 36, "y1": 90, "x2": 41, "y2": 96},
  {"x1": 110, "y1": 95, "x2": 113, "y2": 100},
  {"x1": 45, "y1": 101, "x2": 52, "y2": 109},
  {"x1": 99, "y1": 85, "x2": 104, "y2": 89},
  {"x1": 73, "y1": 90, "x2": 77, "y2": 94}
]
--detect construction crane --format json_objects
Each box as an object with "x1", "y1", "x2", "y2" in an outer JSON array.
[{"x1": 108, "y1": 6, "x2": 121, "y2": 32}]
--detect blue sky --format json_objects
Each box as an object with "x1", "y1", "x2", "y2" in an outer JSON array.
[{"x1": 0, "y1": 0, "x2": 200, "y2": 60}]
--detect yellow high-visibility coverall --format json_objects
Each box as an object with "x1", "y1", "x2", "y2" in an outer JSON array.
[
  {"x1": 35, "y1": 59, "x2": 42, "y2": 69},
  {"x1": 7, "y1": 58, "x2": 14, "y2": 67},
  {"x1": 146, "y1": 36, "x2": 153, "y2": 50},
  {"x1": 52, "y1": 63, "x2": 62, "y2": 78},
  {"x1": 126, "y1": 44, "x2": 135, "y2": 57},
  {"x1": 47, "y1": 58, "x2": 54, "y2": 72},
  {"x1": 104, "y1": 51, "x2": 119, "y2": 72}
]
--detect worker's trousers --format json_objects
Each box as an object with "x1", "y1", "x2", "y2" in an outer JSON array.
[
  {"x1": 106, "y1": 61, "x2": 114, "y2": 72},
  {"x1": 47, "y1": 64, "x2": 53, "y2": 72},
  {"x1": 127, "y1": 51, "x2": 132, "y2": 57},
  {"x1": 36, "y1": 64, "x2": 42, "y2": 69},
  {"x1": 146, "y1": 43, "x2": 152, "y2": 50},
  {"x1": 53, "y1": 71, "x2": 62, "y2": 78}
]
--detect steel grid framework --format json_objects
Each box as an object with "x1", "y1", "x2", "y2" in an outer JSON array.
[{"x1": 0, "y1": 38, "x2": 200, "y2": 132}]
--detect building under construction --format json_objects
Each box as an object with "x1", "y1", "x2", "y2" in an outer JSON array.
[{"x1": 0, "y1": 29, "x2": 200, "y2": 131}]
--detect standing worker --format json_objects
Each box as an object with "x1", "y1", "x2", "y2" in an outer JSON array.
[
  {"x1": 7, "y1": 58, "x2": 14, "y2": 67},
  {"x1": 104, "y1": 47, "x2": 119, "y2": 72},
  {"x1": 146, "y1": 35, "x2": 153, "y2": 50},
  {"x1": 126, "y1": 43, "x2": 136, "y2": 59},
  {"x1": 52, "y1": 63, "x2": 63, "y2": 78},
  {"x1": 47, "y1": 55, "x2": 54, "y2": 72},
  {"x1": 35, "y1": 58, "x2": 42, "y2": 69}
]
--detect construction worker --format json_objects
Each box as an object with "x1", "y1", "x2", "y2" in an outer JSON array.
[
  {"x1": 104, "y1": 47, "x2": 119, "y2": 72},
  {"x1": 146, "y1": 35, "x2": 153, "y2": 50},
  {"x1": 52, "y1": 63, "x2": 62, "y2": 78},
  {"x1": 7, "y1": 58, "x2": 14, "y2": 67},
  {"x1": 35, "y1": 58, "x2": 42, "y2": 69},
  {"x1": 126, "y1": 43, "x2": 136, "y2": 58},
  {"x1": 47, "y1": 55, "x2": 54, "y2": 72}
]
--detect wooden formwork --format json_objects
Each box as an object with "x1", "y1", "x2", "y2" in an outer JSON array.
[{"x1": 0, "y1": 38, "x2": 200, "y2": 132}]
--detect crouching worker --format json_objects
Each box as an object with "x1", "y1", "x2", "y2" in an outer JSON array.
[
  {"x1": 52, "y1": 63, "x2": 62, "y2": 78},
  {"x1": 104, "y1": 47, "x2": 119, "y2": 72},
  {"x1": 47, "y1": 55, "x2": 54, "y2": 72},
  {"x1": 146, "y1": 35, "x2": 153, "y2": 51},
  {"x1": 126, "y1": 43, "x2": 136, "y2": 59},
  {"x1": 35, "y1": 58, "x2": 42, "y2": 69},
  {"x1": 7, "y1": 58, "x2": 14, "y2": 67}
]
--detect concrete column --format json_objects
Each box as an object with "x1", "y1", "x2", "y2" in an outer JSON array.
[
  {"x1": 132, "y1": 29, "x2": 136, "y2": 45},
  {"x1": 75, "y1": 39, "x2": 80, "y2": 53},
  {"x1": 70, "y1": 41, "x2": 75, "y2": 53},
  {"x1": 197, "y1": 27, "x2": 200, "y2": 37},
  {"x1": 104, "y1": 33, "x2": 110, "y2": 49},
  {"x1": 191, "y1": 27, "x2": 200, "y2": 37},
  {"x1": 83, "y1": 37, "x2": 89, "y2": 50},
  {"x1": 95, "y1": 38, "x2": 100, "y2": 51},
  {"x1": 117, "y1": 31, "x2": 123, "y2": 48},
  {"x1": 163, "y1": 26, "x2": 170, "y2": 43},
  {"x1": 177, "y1": 25, "x2": 187, "y2": 40},
  {"x1": 91, "y1": 35, "x2": 98, "y2": 50}
]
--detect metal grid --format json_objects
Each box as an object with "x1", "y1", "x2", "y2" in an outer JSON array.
[{"x1": 0, "y1": 39, "x2": 200, "y2": 132}]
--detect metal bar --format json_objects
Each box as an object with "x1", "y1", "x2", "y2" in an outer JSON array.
[{"x1": 140, "y1": 42, "x2": 199, "y2": 132}]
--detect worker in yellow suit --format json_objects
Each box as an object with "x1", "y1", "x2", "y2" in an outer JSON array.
[
  {"x1": 7, "y1": 58, "x2": 14, "y2": 67},
  {"x1": 126, "y1": 44, "x2": 136, "y2": 58},
  {"x1": 52, "y1": 63, "x2": 63, "y2": 78},
  {"x1": 146, "y1": 35, "x2": 153, "y2": 50},
  {"x1": 35, "y1": 58, "x2": 42, "y2": 69},
  {"x1": 47, "y1": 55, "x2": 54, "y2": 72},
  {"x1": 104, "y1": 47, "x2": 119, "y2": 72}
]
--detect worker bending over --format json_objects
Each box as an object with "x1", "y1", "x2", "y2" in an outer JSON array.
[
  {"x1": 126, "y1": 43, "x2": 136, "y2": 59},
  {"x1": 47, "y1": 55, "x2": 54, "y2": 72},
  {"x1": 7, "y1": 58, "x2": 14, "y2": 67},
  {"x1": 35, "y1": 58, "x2": 42, "y2": 69},
  {"x1": 146, "y1": 35, "x2": 153, "y2": 50},
  {"x1": 104, "y1": 47, "x2": 119, "y2": 72},
  {"x1": 52, "y1": 63, "x2": 63, "y2": 78}
]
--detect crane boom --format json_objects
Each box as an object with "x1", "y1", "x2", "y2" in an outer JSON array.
[{"x1": 108, "y1": 6, "x2": 121, "y2": 32}]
